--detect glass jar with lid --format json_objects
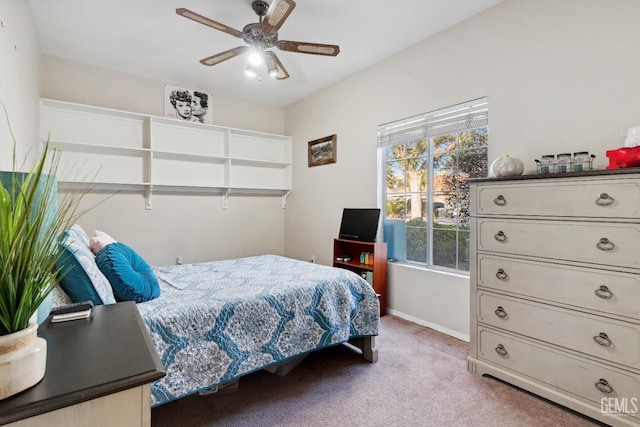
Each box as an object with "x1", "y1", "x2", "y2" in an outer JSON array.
[
  {"x1": 538, "y1": 154, "x2": 555, "y2": 174},
  {"x1": 556, "y1": 153, "x2": 571, "y2": 173},
  {"x1": 573, "y1": 152, "x2": 590, "y2": 172}
]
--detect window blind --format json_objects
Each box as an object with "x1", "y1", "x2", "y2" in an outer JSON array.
[{"x1": 377, "y1": 97, "x2": 488, "y2": 148}]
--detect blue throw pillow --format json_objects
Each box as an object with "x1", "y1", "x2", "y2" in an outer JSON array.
[
  {"x1": 96, "y1": 242, "x2": 160, "y2": 303},
  {"x1": 56, "y1": 225, "x2": 116, "y2": 306}
]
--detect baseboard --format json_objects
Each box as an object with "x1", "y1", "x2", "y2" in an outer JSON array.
[{"x1": 386, "y1": 308, "x2": 470, "y2": 342}]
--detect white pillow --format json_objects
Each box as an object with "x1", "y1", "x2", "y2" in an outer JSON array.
[{"x1": 90, "y1": 230, "x2": 117, "y2": 255}]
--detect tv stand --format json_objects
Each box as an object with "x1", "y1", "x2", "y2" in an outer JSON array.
[{"x1": 333, "y1": 238, "x2": 387, "y2": 316}]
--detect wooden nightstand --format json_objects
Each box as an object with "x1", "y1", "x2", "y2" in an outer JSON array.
[{"x1": 0, "y1": 301, "x2": 165, "y2": 427}]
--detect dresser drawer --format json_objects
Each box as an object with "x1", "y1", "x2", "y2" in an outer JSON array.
[
  {"x1": 474, "y1": 178, "x2": 640, "y2": 219},
  {"x1": 478, "y1": 327, "x2": 640, "y2": 417},
  {"x1": 478, "y1": 292, "x2": 640, "y2": 369},
  {"x1": 477, "y1": 218, "x2": 640, "y2": 270},
  {"x1": 477, "y1": 255, "x2": 640, "y2": 320}
]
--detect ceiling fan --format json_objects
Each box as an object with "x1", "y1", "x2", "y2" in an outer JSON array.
[{"x1": 176, "y1": 0, "x2": 340, "y2": 80}]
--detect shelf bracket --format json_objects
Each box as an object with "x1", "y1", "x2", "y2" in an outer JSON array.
[
  {"x1": 145, "y1": 185, "x2": 153, "y2": 210},
  {"x1": 222, "y1": 188, "x2": 231, "y2": 209},
  {"x1": 281, "y1": 190, "x2": 292, "y2": 209}
]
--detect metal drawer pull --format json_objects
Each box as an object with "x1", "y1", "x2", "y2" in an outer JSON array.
[
  {"x1": 595, "y1": 193, "x2": 614, "y2": 206},
  {"x1": 595, "y1": 378, "x2": 614, "y2": 394},
  {"x1": 596, "y1": 238, "x2": 615, "y2": 251},
  {"x1": 496, "y1": 268, "x2": 509, "y2": 281},
  {"x1": 593, "y1": 332, "x2": 612, "y2": 347},
  {"x1": 494, "y1": 306, "x2": 508, "y2": 318},
  {"x1": 493, "y1": 195, "x2": 506, "y2": 206},
  {"x1": 495, "y1": 344, "x2": 508, "y2": 356},
  {"x1": 494, "y1": 231, "x2": 507, "y2": 242},
  {"x1": 595, "y1": 285, "x2": 613, "y2": 299}
]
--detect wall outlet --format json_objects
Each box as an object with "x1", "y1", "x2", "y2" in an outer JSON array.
[
  {"x1": 177, "y1": 256, "x2": 183, "y2": 265},
  {"x1": 310, "y1": 255, "x2": 315, "y2": 263}
]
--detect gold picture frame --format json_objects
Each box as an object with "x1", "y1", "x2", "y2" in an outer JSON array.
[{"x1": 308, "y1": 134, "x2": 337, "y2": 167}]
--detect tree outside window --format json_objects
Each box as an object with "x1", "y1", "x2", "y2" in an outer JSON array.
[{"x1": 380, "y1": 99, "x2": 488, "y2": 272}]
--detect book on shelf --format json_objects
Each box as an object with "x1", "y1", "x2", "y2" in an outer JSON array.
[{"x1": 360, "y1": 271, "x2": 373, "y2": 286}]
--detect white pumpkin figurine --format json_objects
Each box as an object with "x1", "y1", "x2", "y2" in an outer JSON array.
[{"x1": 489, "y1": 155, "x2": 524, "y2": 177}]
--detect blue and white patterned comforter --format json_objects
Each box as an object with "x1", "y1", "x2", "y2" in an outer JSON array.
[{"x1": 137, "y1": 254, "x2": 380, "y2": 407}]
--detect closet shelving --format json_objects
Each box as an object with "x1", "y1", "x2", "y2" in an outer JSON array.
[{"x1": 39, "y1": 98, "x2": 292, "y2": 209}]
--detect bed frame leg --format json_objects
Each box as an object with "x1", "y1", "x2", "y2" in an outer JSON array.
[
  {"x1": 198, "y1": 379, "x2": 239, "y2": 396},
  {"x1": 264, "y1": 354, "x2": 308, "y2": 376},
  {"x1": 348, "y1": 336, "x2": 378, "y2": 363}
]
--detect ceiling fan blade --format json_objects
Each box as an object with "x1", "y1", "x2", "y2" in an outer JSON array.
[
  {"x1": 260, "y1": 0, "x2": 296, "y2": 35},
  {"x1": 200, "y1": 46, "x2": 250, "y2": 66},
  {"x1": 277, "y1": 40, "x2": 340, "y2": 56},
  {"x1": 176, "y1": 8, "x2": 243, "y2": 38},
  {"x1": 265, "y1": 51, "x2": 290, "y2": 80}
]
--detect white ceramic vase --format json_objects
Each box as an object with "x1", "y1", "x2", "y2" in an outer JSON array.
[{"x1": 0, "y1": 321, "x2": 47, "y2": 400}]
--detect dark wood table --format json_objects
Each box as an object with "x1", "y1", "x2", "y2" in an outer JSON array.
[{"x1": 0, "y1": 301, "x2": 165, "y2": 426}]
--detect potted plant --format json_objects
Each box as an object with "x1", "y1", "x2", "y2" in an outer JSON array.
[{"x1": 0, "y1": 101, "x2": 88, "y2": 399}]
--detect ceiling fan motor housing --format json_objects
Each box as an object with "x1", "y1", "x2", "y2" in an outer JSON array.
[{"x1": 242, "y1": 23, "x2": 278, "y2": 49}]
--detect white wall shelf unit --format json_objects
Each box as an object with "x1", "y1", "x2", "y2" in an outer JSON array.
[{"x1": 39, "y1": 98, "x2": 292, "y2": 209}]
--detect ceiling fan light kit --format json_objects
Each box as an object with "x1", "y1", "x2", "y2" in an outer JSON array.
[
  {"x1": 244, "y1": 62, "x2": 260, "y2": 79},
  {"x1": 248, "y1": 49, "x2": 264, "y2": 66},
  {"x1": 176, "y1": 0, "x2": 340, "y2": 81},
  {"x1": 266, "y1": 51, "x2": 289, "y2": 79},
  {"x1": 265, "y1": 52, "x2": 279, "y2": 77}
]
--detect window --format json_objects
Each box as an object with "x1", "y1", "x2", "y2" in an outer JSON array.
[{"x1": 378, "y1": 98, "x2": 488, "y2": 272}]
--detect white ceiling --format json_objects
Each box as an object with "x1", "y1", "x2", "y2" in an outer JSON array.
[{"x1": 27, "y1": 0, "x2": 503, "y2": 107}]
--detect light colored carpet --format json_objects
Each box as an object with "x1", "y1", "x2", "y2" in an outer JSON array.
[{"x1": 151, "y1": 315, "x2": 604, "y2": 427}]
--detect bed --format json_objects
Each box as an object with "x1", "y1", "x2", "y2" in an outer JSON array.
[
  {"x1": 53, "y1": 226, "x2": 380, "y2": 408},
  {"x1": 139, "y1": 255, "x2": 380, "y2": 406}
]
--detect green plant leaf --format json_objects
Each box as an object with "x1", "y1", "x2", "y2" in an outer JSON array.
[{"x1": 0, "y1": 100, "x2": 93, "y2": 335}]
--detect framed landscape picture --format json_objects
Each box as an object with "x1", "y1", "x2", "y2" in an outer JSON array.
[
  {"x1": 163, "y1": 84, "x2": 213, "y2": 124},
  {"x1": 308, "y1": 134, "x2": 337, "y2": 167}
]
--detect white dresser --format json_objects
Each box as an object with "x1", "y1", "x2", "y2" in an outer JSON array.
[{"x1": 468, "y1": 170, "x2": 640, "y2": 426}]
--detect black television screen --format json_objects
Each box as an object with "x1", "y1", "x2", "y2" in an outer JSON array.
[{"x1": 338, "y1": 208, "x2": 381, "y2": 242}]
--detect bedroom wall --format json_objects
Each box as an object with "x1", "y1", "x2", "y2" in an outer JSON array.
[
  {"x1": 0, "y1": 0, "x2": 41, "y2": 168},
  {"x1": 284, "y1": 0, "x2": 640, "y2": 340},
  {"x1": 40, "y1": 56, "x2": 286, "y2": 135},
  {"x1": 39, "y1": 56, "x2": 288, "y2": 266}
]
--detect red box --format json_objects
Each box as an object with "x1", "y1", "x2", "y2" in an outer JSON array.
[{"x1": 605, "y1": 146, "x2": 640, "y2": 170}]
